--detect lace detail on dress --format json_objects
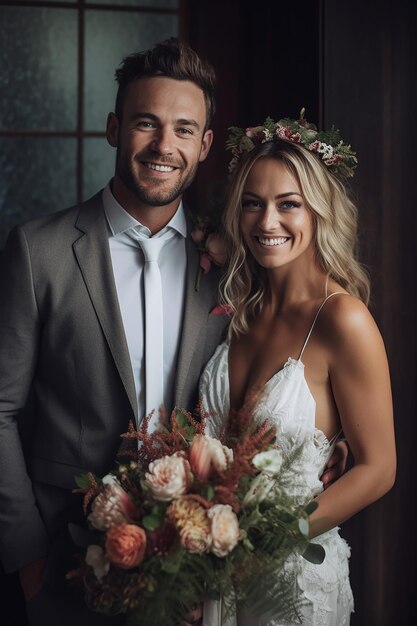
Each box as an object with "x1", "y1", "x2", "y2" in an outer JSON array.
[{"x1": 199, "y1": 342, "x2": 354, "y2": 626}]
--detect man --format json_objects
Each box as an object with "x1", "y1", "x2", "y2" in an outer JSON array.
[
  {"x1": 0, "y1": 38, "x2": 228, "y2": 626},
  {"x1": 0, "y1": 38, "x2": 346, "y2": 626}
]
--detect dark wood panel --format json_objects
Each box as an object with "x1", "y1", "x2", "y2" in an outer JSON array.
[{"x1": 324, "y1": 0, "x2": 417, "y2": 623}]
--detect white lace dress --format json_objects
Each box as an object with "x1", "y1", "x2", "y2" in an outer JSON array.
[{"x1": 199, "y1": 334, "x2": 354, "y2": 626}]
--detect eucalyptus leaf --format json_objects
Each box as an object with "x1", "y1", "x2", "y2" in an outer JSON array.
[
  {"x1": 298, "y1": 518, "x2": 309, "y2": 537},
  {"x1": 304, "y1": 500, "x2": 319, "y2": 515},
  {"x1": 302, "y1": 542, "x2": 325, "y2": 564}
]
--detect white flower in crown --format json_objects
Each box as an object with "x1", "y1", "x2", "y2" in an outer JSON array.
[{"x1": 317, "y1": 142, "x2": 334, "y2": 158}]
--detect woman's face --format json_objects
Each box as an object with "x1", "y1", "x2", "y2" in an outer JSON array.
[{"x1": 240, "y1": 158, "x2": 315, "y2": 271}]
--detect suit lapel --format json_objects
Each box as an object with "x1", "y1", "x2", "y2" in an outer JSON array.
[
  {"x1": 175, "y1": 223, "x2": 215, "y2": 405},
  {"x1": 72, "y1": 193, "x2": 138, "y2": 421}
]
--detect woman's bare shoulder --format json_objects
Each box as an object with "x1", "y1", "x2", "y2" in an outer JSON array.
[{"x1": 316, "y1": 292, "x2": 383, "y2": 353}]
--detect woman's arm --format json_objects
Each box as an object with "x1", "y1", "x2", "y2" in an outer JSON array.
[{"x1": 309, "y1": 296, "x2": 396, "y2": 537}]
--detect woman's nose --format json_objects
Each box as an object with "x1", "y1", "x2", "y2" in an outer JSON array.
[{"x1": 257, "y1": 205, "x2": 280, "y2": 231}]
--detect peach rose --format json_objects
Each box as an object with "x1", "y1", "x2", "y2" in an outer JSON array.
[
  {"x1": 190, "y1": 434, "x2": 233, "y2": 482},
  {"x1": 205, "y1": 233, "x2": 227, "y2": 267},
  {"x1": 145, "y1": 452, "x2": 191, "y2": 501},
  {"x1": 105, "y1": 524, "x2": 147, "y2": 569},
  {"x1": 208, "y1": 504, "x2": 239, "y2": 557}
]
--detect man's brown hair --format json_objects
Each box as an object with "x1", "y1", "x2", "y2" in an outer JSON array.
[{"x1": 114, "y1": 37, "x2": 216, "y2": 131}]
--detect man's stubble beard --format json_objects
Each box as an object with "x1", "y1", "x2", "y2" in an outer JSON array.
[{"x1": 115, "y1": 149, "x2": 199, "y2": 207}]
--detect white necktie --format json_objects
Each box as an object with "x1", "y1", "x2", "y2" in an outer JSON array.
[{"x1": 138, "y1": 237, "x2": 166, "y2": 420}]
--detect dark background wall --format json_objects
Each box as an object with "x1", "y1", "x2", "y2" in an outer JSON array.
[
  {"x1": 185, "y1": 1, "x2": 416, "y2": 623},
  {"x1": 1, "y1": 0, "x2": 416, "y2": 624}
]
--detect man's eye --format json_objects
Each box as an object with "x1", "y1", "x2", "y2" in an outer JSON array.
[
  {"x1": 177, "y1": 127, "x2": 193, "y2": 135},
  {"x1": 137, "y1": 121, "x2": 155, "y2": 129}
]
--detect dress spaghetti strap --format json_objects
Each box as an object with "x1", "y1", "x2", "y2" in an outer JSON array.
[{"x1": 298, "y1": 292, "x2": 345, "y2": 361}]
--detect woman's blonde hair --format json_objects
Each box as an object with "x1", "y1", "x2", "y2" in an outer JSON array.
[{"x1": 221, "y1": 139, "x2": 370, "y2": 336}]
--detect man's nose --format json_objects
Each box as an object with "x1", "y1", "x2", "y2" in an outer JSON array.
[{"x1": 150, "y1": 127, "x2": 174, "y2": 155}]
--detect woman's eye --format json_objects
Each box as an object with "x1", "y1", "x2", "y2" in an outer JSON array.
[
  {"x1": 241, "y1": 199, "x2": 262, "y2": 211},
  {"x1": 280, "y1": 201, "x2": 300, "y2": 210}
]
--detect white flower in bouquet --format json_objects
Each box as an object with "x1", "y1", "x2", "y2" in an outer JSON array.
[
  {"x1": 144, "y1": 451, "x2": 191, "y2": 501},
  {"x1": 85, "y1": 544, "x2": 110, "y2": 580},
  {"x1": 242, "y1": 473, "x2": 276, "y2": 507},
  {"x1": 252, "y1": 449, "x2": 283, "y2": 475}
]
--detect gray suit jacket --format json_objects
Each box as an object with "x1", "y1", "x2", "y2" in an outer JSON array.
[{"x1": 0, "y1": 192, "x2": 228, "y2": 573}]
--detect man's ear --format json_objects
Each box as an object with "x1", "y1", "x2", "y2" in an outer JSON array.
[
  {"x1": 199, "y1": 129, "x2": 214, "y2": 163},
  {"x1": 106, "y1": 112, "x2": 119, "y2": 148}
]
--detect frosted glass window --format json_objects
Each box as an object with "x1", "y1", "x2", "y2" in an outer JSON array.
[
  {"x1": 86, "y1": 0, "x2": 178, "y2": 6},
  {"x1": 0, "y1": 6, "x2": 78, "y2": 131},
  {"x1": 0, "y1": 138, "x2": 77, "y2": 248},
  {"x1": 84, "y1": 10, "x2": 178, "y2": 131},
  {"x1": 83, "y1": 138, "x2": 116, "y2": 201}
]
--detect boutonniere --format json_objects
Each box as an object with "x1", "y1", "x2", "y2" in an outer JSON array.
[{"x1": 190, "y1": 215, "x2": 227, "y2": 291}]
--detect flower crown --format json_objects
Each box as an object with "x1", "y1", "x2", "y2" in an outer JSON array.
[{"x1": 226, "y1": 108, "x2": 358, "y2": 179}]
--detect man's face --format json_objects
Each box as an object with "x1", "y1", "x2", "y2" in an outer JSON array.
[{"x1": 107, "y1": 76, "x2": 213, "y2": 212}]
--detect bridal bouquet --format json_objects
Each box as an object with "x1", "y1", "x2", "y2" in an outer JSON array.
[{"x1": 68, "y1": 405, "x2": 324, "y2": 626}]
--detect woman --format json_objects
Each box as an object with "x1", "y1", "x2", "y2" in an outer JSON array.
[{"x1": 200, "y1": 115, "x2": 396, "y2": 625}]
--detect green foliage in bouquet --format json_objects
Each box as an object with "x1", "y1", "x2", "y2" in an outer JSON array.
[{"x1": 68, "y1": 405, "x2": 325, "y2": 626}]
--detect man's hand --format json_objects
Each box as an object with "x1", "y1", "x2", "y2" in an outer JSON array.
[
  {"x1": 321, "y1": 440, "x2": 349, "y2": 489},
  {"x1": 19, "y1": 557, "x2": 47, "y2": 601}
]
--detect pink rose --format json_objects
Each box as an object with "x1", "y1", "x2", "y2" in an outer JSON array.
[
  {"x1": 324, "y1": 155, "x2": 342, "y2": 166},
  {"x1": 199, "y1": 251, "x2": 212, "y2": 274},
  {"x1": 290, "y1": 132, "x2": 302, "y2": 143},
  {"x1": 189, "y1": 434, "x2": 233, "y2": 482},
  {"x1": 205, "y1": 233, "x2": 227, "y2": 267},
  {"x1": 309, "y1": 140, "x2": 320, "y2": 153},
  {"x1": 276, "y1": 125, "x2": 293, "y2": 140},
  {"x1": 105, "y1": 524, "x2": 147, "y2": 569},
  {"x1": 208, "y1": 504, "x2": 240, "y2": 557},
  {"x1": 145, "y1": 452, "x2": 191, "y2": 501},
  {"x1": 88, "y1": 476, "x2": 139, "y2": 531}
]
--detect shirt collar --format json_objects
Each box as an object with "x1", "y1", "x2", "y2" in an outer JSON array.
[{"x1": 102, "y1": 182, "x2": 187, "y2": 239}]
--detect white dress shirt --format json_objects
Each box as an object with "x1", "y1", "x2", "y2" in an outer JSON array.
[{"x1": 102, "y1": 183, "x2": 187, "y2": 422}]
